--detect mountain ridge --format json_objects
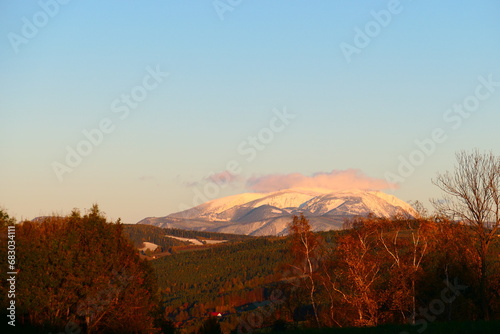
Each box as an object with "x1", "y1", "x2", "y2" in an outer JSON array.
[{"x1": 138, "y1": 188, "x2": 415, "y2": 236}]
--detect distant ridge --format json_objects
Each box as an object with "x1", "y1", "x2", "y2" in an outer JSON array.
[{"x1": 138, "y1": 188, "x2": 415, "y2": 236}]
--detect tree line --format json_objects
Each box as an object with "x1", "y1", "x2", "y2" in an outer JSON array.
[
  {"x1": 284, "y1": 214, "x2": 499, "y2": 328},
  {"x1": 283, "y1": 150, "x2": 500, "y2": 328},
  {"x1": 0, "y1": 205, "x2": 160, "y2": 333}
]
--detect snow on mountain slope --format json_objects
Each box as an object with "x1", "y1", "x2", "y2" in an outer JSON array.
[
  {"x1": 371, "y1": 191, "x2": 415, "y2": 213},
  {"x1": 168, "y1": 188, "x2": 322, "y2": 222},
  {"x1": 233, "y1": 205, "x2": 287, "y2": 224},
  {"x1": 243, "y1": 188, "x2": 325, "y2": 209},
  {"x1": 300, "y1": 190, "x2": 415, "y2": 217},
  {"x1": 169, "y1": 192, "x2": 265, "y2": 220},
  {"x1": 138, "y1": 188, "x2": 415, "y2": 236}
]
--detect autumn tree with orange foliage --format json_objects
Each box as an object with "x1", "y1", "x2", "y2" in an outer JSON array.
[
  {"x1": 333, "y1": 218, "x2": 384, "y2": 326},
  {"x1": 14, "y1": 205, "x2": 158, "y2": 333},
  {"x1": 284, "y1": 212, "x2": 499, "y2": 328},
  {"x1": 384, "y1": 218, "x2": 436, "y2": 324}
]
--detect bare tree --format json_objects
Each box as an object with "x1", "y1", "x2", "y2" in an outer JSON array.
[
  {"x1": 432, "y1": 149, "x2": 500, "y2": 320},
  {"x1": 408, "y1": 200, "x2": 429, "y2": 219},
  {"x1": 288, "y1": 214, "x2": 322, "y2": 326}
]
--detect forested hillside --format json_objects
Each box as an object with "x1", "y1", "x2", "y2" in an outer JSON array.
[
  {"x1": 150, "y1": 215, "x2": 500, "y2": 333},
  {"x1": 152, "y1": 236, "x2": 293, "y2": 332},
  {"x1": 159, "y1": 227, "x2": 255, "y2": 241},
  {"x1": 123, "y1": 224, "x2": 190, "y2": 250},
  {"x1": 123, "y1": 224, "x2": 255, "y2": 249},
  {"x1": 2, "y1": 206, "x2": 500, "y2": 334},
  {"x1": 150, "y1": 230, "x2": 353, "y2": 332}
]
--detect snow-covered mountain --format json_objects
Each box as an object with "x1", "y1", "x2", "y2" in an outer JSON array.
[{"x1": 138, "y1": 188, "x2": 415, "y2": 236}]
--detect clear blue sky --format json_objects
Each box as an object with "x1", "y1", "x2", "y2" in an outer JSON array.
[{"x1": 1, "y1": 0, "x2": 500, "y2": 223}]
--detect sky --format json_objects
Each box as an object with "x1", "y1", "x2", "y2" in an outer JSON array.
[{"x1": 1, "y1": 0, "x2": 500, "y2": 223}]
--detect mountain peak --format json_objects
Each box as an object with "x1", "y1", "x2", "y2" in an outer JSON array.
[{"x1": 138, "y1": 188, "x2": 415, "y2": 236}]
